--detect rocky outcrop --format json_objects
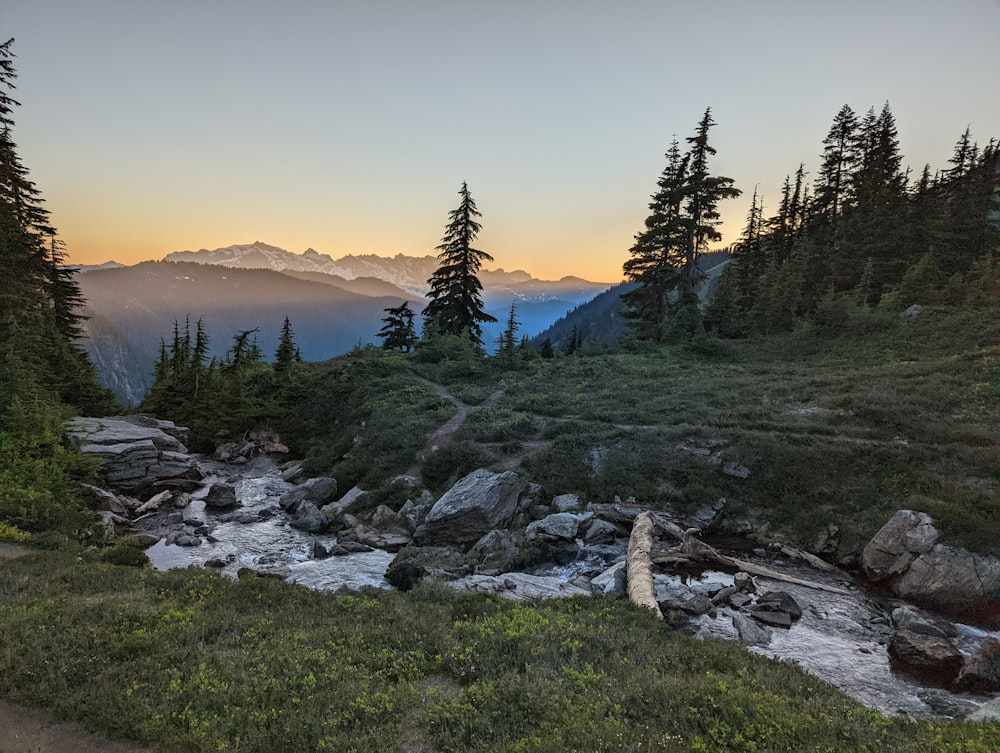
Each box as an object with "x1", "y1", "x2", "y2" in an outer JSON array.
[
  {"x1": 895, "y1": 545, "x2": 1000, "y2": 623},
  {"x1": 66, "y1": 416, "x2": 200, "y2": 493},
  {"x1": 412, "y1": 469, "x2": 528, "y2": 549},
  {"x1": 862, "y1": 510, "x2": 1000, "y2": 626}
]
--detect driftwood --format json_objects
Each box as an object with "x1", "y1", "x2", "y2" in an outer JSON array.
[
  {"x1": 626, "y1": 512, "x2": 663, "y2": 618},
  {"x1": 628, "y1": 515, "x2": 852, "y2": 598}
]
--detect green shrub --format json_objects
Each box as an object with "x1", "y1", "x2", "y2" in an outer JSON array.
[{"x1": 421, "y1": 441, "x2": 493, "y2": 491}]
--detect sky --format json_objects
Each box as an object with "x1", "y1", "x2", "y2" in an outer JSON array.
[{"x1": 5, "y1": 1, "x2": 1000, "y2": 283}]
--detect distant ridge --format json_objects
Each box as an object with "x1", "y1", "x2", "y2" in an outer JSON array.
[{"x1": 161, "y1": 241, "x2": 605, "y2": 300}]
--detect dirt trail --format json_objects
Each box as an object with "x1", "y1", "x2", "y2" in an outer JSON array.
[
  {"x1": 404, "y1": 376, "x2": 505, "y2": 478},
  {"x1": 0, "y1": 700, "x2": 156, "y2": 753}
]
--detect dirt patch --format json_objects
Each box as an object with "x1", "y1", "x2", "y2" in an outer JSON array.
[
  {"x1": 0, "y1": 700, "x2": 156, "y2": 753},
  {"x1": 0, "y1": 543, "x2": 33, "y2": 560}
]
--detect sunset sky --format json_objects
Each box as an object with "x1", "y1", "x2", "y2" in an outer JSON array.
[{"x1": 6, "y1": 1, "x2": 1000, "y2": 282}]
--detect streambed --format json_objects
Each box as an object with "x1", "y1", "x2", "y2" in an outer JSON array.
[{"x1": 144, "y1": 455, "x2": 998, "y2": 720}]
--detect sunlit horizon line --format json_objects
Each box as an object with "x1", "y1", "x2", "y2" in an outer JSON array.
[{"x1": 63, "y1": 239, "x2": 645, "y2": 285}]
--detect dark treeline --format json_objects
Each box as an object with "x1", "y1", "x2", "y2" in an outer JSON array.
[
  {"x1": 0, "y1": 38, "x2": 118, "y2": 535},
  {"x1": 705, "y1": 103, "x2": 999, "y2": 337}
]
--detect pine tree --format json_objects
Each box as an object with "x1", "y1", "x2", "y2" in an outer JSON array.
[
  {"x1": 622, "y1": 109, "x2": 740, "y2": 339},
  {"x1": 274, "y1": 316, "x2": 299, "y2": 371},
  {"x1": 814, "y1": 104, "x2": 860, "y2": 223},
  {"x1": 422, "y1": 182, "x2": 497, "y2": 345},
  {"x1": 500, "y1": 301, "x2": 519, "y2": 352},
  {"x1": 377, "y1": 302, "x2": 417, "y2": 352},
  {"x1": 0, "y1": 38, "x2": 115, "y2": 420}
]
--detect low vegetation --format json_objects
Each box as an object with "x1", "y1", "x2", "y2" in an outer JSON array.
[{"x1": 1, "y1": 548, "x2": 998, "y2": 753}]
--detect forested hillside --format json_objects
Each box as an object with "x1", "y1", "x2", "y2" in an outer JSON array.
[{"x1": 0, "y1": 39, "x2": 118, "y2": 537}]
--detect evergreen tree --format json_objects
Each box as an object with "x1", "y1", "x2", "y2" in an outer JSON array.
[
  {"x1": 274, "y1": 316, "x2": 299, "y2": 371},
  {"x1": 622, "y1": 109, "x2": 740, "y2": 339},
  {"x1": 422, "y1": 182, "x2": 497, "y2": 345},
  {"x1": 500, "y1": 301, "x2": 519, "y2": 352},
  {"x1": 377, "y1": 302, "x2": 418, "y2": 352},
  {"x1": 813, "y1": 104, "x2": 860, "y2": 223}
]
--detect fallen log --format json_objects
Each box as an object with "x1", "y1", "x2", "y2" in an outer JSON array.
[
  {"x1": 680, "y1": 532, "x2": 852, "y2": 595},
  {"x1": 626, "y1": 511, "x2": 663, "y2": 619}
]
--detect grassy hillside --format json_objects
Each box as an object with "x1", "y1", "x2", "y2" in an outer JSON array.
[
  {"x1": 132, "y1": 293, "x2": 998, "y2": 555},
  {"x1": 4, "y1": 297, "x2": 998, "y2": 752}
]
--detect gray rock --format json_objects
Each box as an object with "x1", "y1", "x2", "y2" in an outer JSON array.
[
  {"x1": 66, "y1": 416, "x2": 199, "y2": 493},
  {"x1": 754, "y1": 590, "x2": 803, "y2": 620},
  {"x1": 280, "y1": 463, "x2": 304, "y2": 483},
  {"x1": 722, "y1": 462, "x2": 750, "y2": 479},
  {"x1": 954, "y1": 638, "x2": 1000, "y2": 693},
  {"x1": 385, "y1": 545, "x2": 468, "y2": 589},
  {"x1": 412, "y1": 469, "x2": 527, "y2": 549},
  {"x1": 320, "y1": 485, "x2": 366, "y2": 516},
  {"x1": 895, "y1": 544, "x2": 1000, "y2": 624},
  {"x1": 582, "y1": 518, "x2": 620, "y2": 544},
  {"x1": 968, "y1": 697, "x2": 1000, "y2": 723},
  {"x1": 889, "y1": 627, "x2": 963, "y2": 684},
  {"x1": 351, "y1": 523, "x2": 412, "y2": 552},
  {"x1": 279, "y1": 476, "x2": 338, "y2": 512},
  {"x1": 203, "y1": 483, "x2": 238, "y2": 510},
  {"x1": 900, "y1": 304, "x2": 924, "y2": 319},
  {"x1": 733, "y1": 612, "x2": 772, "y2": 646},
  {"x1": 551, "y1": 493, "x2": 582, "y2": 512},
  {"x1": 468, "y1": 529, "x2": 527, "y2": 572},
  {"x1": 526, "y1": 512, "x2": 593, "y2": 542},
  {"x1": 290, "y1": 502, "x2": 328, "y2": 533},
  {"x1": 591, "y1": 562, "x2": 627, "y2": 596},
  {"x1": 687, "y1": 498, "x2": 727, "y2": 531},
  {"x1": 447, "y1": 572, "x2": 591, "y2": 602},
  {"x1": 861, "y1": 509, "x2": 939, "y2": 582}
]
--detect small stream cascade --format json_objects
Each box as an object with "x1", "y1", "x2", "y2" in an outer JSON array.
[{"x1": 143, "y1": 455, "x2": 1000, "y2": 720}]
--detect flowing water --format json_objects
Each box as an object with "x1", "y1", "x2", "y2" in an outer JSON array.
[
  {"x1": 145, "y1": 456, "x2": 395, "y2": 590},
  {"x1": 146, "y1": 456, "x2": 998, "y2": 719}
]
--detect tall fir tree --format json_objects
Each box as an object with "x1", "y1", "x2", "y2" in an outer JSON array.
[
  {"x1": 622, "y1": 109, "x2": 740, "y2": 339},
  {"x1": 422, "y1": 182, "x2": 497, "y2": 345},
  {"x1": 274, "y1": 316, "x2": 299, "y2": 371}
]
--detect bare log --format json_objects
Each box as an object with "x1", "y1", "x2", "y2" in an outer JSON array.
[
  {"x1": 626, "y1": 511, "x2": 663, "y2": 618},
  {"x1": 680, "y1": 536, "x2": 852, "y2": 595}
]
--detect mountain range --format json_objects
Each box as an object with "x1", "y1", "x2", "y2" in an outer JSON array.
[{"x1": 76, "y1": 242, "x2": 612, "y2": 404}]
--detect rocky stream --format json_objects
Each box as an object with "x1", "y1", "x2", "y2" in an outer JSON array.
[{"x1": 67, "y1": 415, "x2": 1000, "y2": 723}]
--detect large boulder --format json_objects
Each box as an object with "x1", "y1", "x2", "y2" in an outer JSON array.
[
  {"x1": 895, "y1": 545, "x2": 1000, "y2": 625},
  {"x1": 888, "y1": 627, "x2": 963, "y2": 686},
  {"x1": 412, "y1": 469, "x2": 528, "y2": 549},
  {"x1": 66, "y1": 416, "x2": 200, "y2": 493},
  {"x1": 861, "y1": 509, "x2": 939, "y2": 582},
  {"x1": 279, "y1": 476, "x2": 338, "y2": 512},
  {"x1": 203, "y1": 483, "x2": 238, "y2": 510},
  {"x1": 289, "y1": 502, "x2": 328, "y2": 533}
]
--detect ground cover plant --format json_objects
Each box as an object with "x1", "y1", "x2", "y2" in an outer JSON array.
[{"x1": 1, "y1": 549, "x2": 999, "y2": 753}]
